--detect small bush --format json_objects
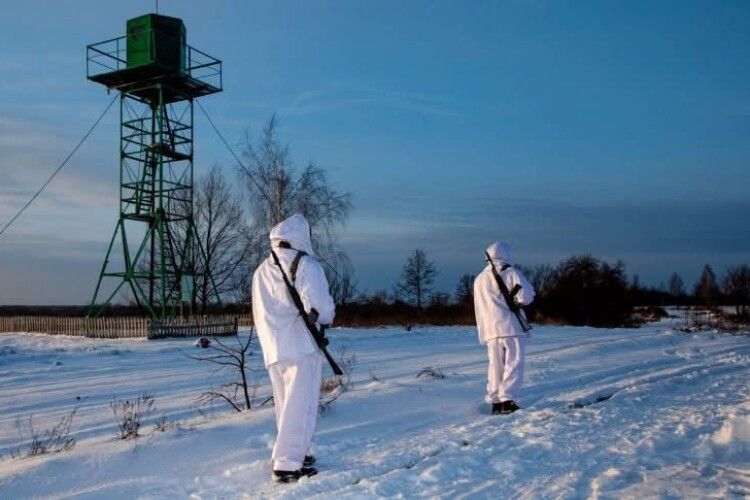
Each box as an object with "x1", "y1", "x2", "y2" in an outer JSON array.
[
  {"x1": 319, "y1": 347, "x2": 357, "y2": 415},
  {"x1": 153, "y1": 415, "x2": 178, "y2": 433},
  {"x1": 10, "y1": 406, "x2": 78, "y2": 459},
  {"x1": 680, "y1": 307, "x2": 748, "y2": 333},
  {"x1": 110, "y1": 393, "x2": 156, "y2": 440}
]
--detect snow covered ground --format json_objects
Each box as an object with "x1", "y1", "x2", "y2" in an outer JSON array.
[{"x1": 1, "y1": 312, "x2": 749, "y2": 498}]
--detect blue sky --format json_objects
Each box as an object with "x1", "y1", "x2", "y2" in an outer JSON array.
[{"x1": 0, "y1": 0, "x2": 749, "y2": 304}]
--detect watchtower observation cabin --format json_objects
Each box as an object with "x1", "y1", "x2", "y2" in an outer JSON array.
[{"x1": 86, "y1": 14, "x2": 222, "y2": 319}]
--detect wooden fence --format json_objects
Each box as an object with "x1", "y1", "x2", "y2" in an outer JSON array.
[
  {"x1": 148, "y1": 316, "x2": 239, "y2": 339},
  {"x1": 237, "y1": 314, "x2": 253, "y2": 328},
  {"x1": 0, "y1": 315, "x2": 251, "y2": 339}
]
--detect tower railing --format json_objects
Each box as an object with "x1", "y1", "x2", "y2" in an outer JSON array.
[{"x1": 86, "y1": 32, "x2": 222, "y2": 92}]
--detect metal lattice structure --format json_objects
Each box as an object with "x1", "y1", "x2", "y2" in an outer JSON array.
[{"x1": 86, "y1": 14, "x2": 222, "y2": 319}]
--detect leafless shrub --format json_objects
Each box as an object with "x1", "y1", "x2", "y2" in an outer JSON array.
[
  {"x1": 195, "y1": 379, "x2": 260, "y2": 413},
  {"x1": 680, "y1": 307, "x2": 748, "y2": 334},
  {"x1": 416, "y1": 366, "x2": 446, "y2": 379},
  {"x1": 319, "y1": 347, "x2": 357, "y2": 415},
  {"x1": 321, "y1": 347, "x2": 356, "y2": 394},
  {"x1": 712, "y1": 311, "x2": 748, "y2": 333},
  {"x1": 194, "y1": 405, "x2": 214, "y2": 424},
  {"x1": 153, "y1": 415, "x2": 181, "y2": 433},
  {"x1": 9, "y1": 406, "x2": 78, "y2": 459},
  {"x1": 722, "y1": 265, "x2": 750, "y2": 317},
  {"x1": 187, "y1": 330, "x2": 264, "y2": 412},
  {"x1": 110, "y1": 393, "x2": 156, "y2": 440},
  {"x1": 329, "y1": 254, "x2": 359, "y2": 306}
]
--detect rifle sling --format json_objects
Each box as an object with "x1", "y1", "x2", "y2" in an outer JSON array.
[
  {"x1": 486, "y1": 252, "x2": 532, "y2": 332},
  {"x1": 290, "y1": 250, "x2": 306, "y2": 283},
  {"x1": 270, "y1": 249, "x2": 343, "y2": 375}
]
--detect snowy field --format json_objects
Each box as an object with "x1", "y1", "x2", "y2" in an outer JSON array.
[{"x1": 1, "y1": 313, "x2": 749, "y2": 499}]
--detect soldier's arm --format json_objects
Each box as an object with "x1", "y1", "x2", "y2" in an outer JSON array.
[{"x1": 297, "y1": 258, "x2": 336, "y2": 325}]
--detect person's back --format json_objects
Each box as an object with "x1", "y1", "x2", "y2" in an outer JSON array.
[
  {"x1": 251, "y1": 214, "x2": 335, "y2": 482},
  {"x1": 252, "y1": 226, "x2": 334, "y2": 367},
  {"x1": 473, "y1": 241, "x2": 535, "y2": 415},
  {"x1": 473, "y1": 250, "x2": 535, "y2": 344}
]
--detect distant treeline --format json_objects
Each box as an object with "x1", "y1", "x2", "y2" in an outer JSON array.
[
  {"x1": 5, "y1": 255, "x2": 747, "y2": 329},
  {"x1": 334, "y1": 253, "x2": 749, "y2": 328}
]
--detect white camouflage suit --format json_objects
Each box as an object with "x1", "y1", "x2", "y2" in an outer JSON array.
[
  {"x1": 473, "y1": 241, "x2": 535, "y2": 404},
  {"x1": 252, "y1": 214, "x2": 335, "y2": 472}
]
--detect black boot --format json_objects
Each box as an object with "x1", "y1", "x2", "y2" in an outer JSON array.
[
  {"x1": 500, "y1": 400, "x2": 521, "y2": 414},
  {"x1": 491, "y1": 402, "x2": 503, "y2": 415},
  {"x1": 272, "y1": 467, "x2": 318, "y2": 483},
  {"x1": 303, "y1": 455, "x2": 316, "y2": 467}
]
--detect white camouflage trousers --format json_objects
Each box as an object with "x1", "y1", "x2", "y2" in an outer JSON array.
[
  {"x1": 486, "y1": 336, "x2": 526, "y2": 404},
  {"x1": 268, "y1": 352, "x2": 323, "y2": 471}
]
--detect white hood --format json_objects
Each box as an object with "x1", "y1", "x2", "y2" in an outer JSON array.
[
  {"x1": 270, "y1": 214, "x2": 315, "y2": 255},
  {"x1": 486, "y1": 241, "x2": 512, "y2": 265}
]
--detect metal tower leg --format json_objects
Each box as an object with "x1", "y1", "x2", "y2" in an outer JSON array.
[{"x1": 88, "y1": 88, "x2": 220, "y2": 319}]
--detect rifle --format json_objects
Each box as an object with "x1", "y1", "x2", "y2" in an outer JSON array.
[
  {"x1": 485, "y1": 251, "x2": 532, "y2": 332},
  {"x1": 270, "y1": 250, "x2": 343, "y2": 375}
]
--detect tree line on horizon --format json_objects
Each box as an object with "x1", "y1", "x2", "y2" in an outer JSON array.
[{"x1": 333, "y1": 250, "x2": 749, "y2": 328}]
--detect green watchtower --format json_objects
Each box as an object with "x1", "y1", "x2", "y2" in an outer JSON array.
[{"x1": 86, "y1": 13, "x2": 222, "y2": 319}]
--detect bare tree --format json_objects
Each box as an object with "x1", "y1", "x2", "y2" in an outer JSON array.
[
  {"x1": 190, "y1": 166, "x2": 254, "y2": 309},
  {"x1": 141, "y1": 166, "x2": 253, "y2": 312},
  {"x1": 693, "y1": 264, "x2": 720, "y2": 308},
  {"x1": 396, "y1": 249, "x2": 437, "y2": 310},
  {"x1": 527, "y1": 264, "x2": 554, "y2": 298},
  {"x1": 329, "y1": 253, "x2": 359, "y2": 306},
  {"x1": 187, "y1": 331, "x2": 261, "y2": 412},
  {"x1": 722, "y1": 265, "x2": 750, "y2": 316},
  {"x1": 455, "y1": 274, "x2": 474, "y2": 307},
  {"x1": 668, "y1": 272, "x2": 685, "y2": 300},
  {"x1": 630, "y1": 274, "x2": 641, "y2": 292},
  {"x1": 239, "y1": 116, "x2": 352, "y2": 277}
]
